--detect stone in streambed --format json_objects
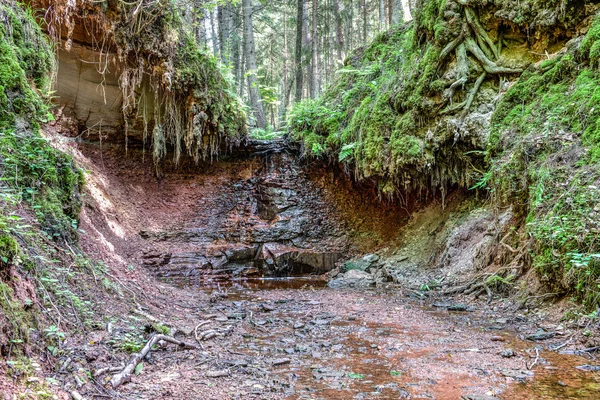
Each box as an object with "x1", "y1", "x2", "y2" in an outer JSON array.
[{"x1": 328, "y1": 269, "x2": 374, "y2": 288}]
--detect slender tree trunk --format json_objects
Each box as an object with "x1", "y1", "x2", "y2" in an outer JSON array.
[
  {"x1": 218, "y1": 3, "x2": 234, "y2": 63},
  {"x1": 302, "y1": 0, "x2": 310, "y2": 99},
  {"x1": 232, "y1": 4, "x2": 242, "y2": 89},
  {"x1": 240, "y1": 13, "x2": 246, "y2": 98},
  {"x1": 196, "y1": 7, "x2": 207, "y2": 47},
  {"x1": 210, "y1": 7, "x2": 219, "y2": 57},
  {"x1": 295, "y1": 0, "x2": 305, "y2": 103},
  {"x1": 392, "y1": 0, "x2": 404, "y2": 24},
  {"x1": 280, "y1": 3, "x2": 292, "y2": 124},
  {"x1": 379, "y1": 0, "x2": 385, "y2": 31},
  {"x1": 243, "y1": 0, "x2": 267, "y2": 128},
  {"x1": 311, "y1": 0, "x2": 319, "y2": 98},
  {"x1": 362, "y1": 0, "x2": 367, "y2": 43},
  {"x1": 333, "y1": 0, "x2": 344, "y2": 62}
]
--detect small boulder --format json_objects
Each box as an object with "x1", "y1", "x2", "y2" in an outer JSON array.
[{"x1": 328, "y1": 269, "x2": 374, "y2": 288}]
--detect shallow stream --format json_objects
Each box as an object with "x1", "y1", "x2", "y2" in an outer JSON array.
[{"x1": 164, "y1": 277, "x2": 600, "y2": 399}]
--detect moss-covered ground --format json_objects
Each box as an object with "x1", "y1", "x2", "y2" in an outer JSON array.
[
  {"x1": 0, "y1": 1, "x2": 101, "y2": 363},
  {"x1": 487, "y1": 17, "x2": 600, "y2": 309}
]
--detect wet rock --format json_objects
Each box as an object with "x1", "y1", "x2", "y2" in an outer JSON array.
[
  {"x1": 328, "y1": 270, "x2": 375, "y2": 288},
  {"x1": 258, "y1": 243, "x2": 343, "y2": 276},
  {"x1": 261, "y1": 303, "x2": 276, "y2": 312},
  {"x1": 500, "y1": 369, "x2": 534, "y2": 381},
  {"x1": 500, "y1": 349, "x2": 516, "y2": 358},
  {"x1": 525, "y1": 329, "x2": 556, "y2": 341},
  {"x1": 206, "y1": 370, "x2": 230, "y2": 378},
  {"x1": 447, "y1": 304, "x2": 472, "y2": 312},
  {"x1": 224, "y1": 246, "x2": 256, "y2": 262},
  {"x1": 224, "y1": 359, "x2": 249, "y2": 367},
  {"x1": 341, "y1": 254, "x2": 379, "y2": 273}
]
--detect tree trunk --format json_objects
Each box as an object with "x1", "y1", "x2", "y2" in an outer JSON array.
[
  {"x1": 231, "y1": 3, "x2": 242, "y2": 89},
  {"x1": 210, "y1": 7, "x2": 219, "y2": 57},
  {"x1": 392, "y1": 0, "x2": 403, "y2": 25},
  {"x1": 333, "y1": 0, "x2": 344, "y2": 62},
  {"x1": 196, "y1": 6, "x2": 207, "y2": 47},
  {"x1": 243, "y1": 0, "x2": 267, "y2": 128},
  {"x1": 295, "y1": 0, "x2": 305, "y2": 103},
  {"x1": 303, "y1": 0, "x2": 310, "y2": 99},
  {"x1": 362, "y1": 0, "x2": 367, "y2": 43},
  {"x1": 379, "y1": 0, "x2": 385, "y2": 31},
  {"x1": 311, "y1": 0, "x2": 319, "y2": 98},
  {"x1": 279, "y1": 3, "x2": 293, "y2": 125},
  {"x1": 218, "y1": 3, "x2": 234, "y2": 63}
]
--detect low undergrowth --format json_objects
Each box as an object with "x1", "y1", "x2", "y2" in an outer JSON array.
[
  {"x1": 0, "y1": 1, "x2": 122, "y2": 369},
  {"x1": 487, "y1": 17, "x2": 600, "y2": 309}
]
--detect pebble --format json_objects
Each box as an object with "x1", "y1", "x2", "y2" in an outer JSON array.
[{"x1": 206, "y1": 370, "x2": 230, "y2": 378}]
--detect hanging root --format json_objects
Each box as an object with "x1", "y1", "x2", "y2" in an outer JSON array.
[
  {"x1": 464, "y1": 37, "x2": 522, "y2": 75},
  {"x1": 460, "y1": 71, "x2": 487, "y2": 118}
]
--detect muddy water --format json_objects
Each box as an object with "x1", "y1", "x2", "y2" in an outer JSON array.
[{"x1": 176, "y1": 278, "x2": 599, "y2": 399}]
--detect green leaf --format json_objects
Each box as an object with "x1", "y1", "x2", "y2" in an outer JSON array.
[
  {"x1": 135, "y1": 362, "x2": 144, "y2": 376},
  {"x1": 347, "y1": 372, "x2": 365, "y2": 379}
]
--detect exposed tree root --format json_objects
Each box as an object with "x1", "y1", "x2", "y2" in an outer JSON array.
[
  {"x1": 465, "y1": 7, "x2": 499, "y2": 60},
  {"x1": 434, "y1": 2, "x2": 523, "y2": 120}
]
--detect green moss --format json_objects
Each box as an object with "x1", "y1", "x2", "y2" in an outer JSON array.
[
  {"x1": 290, "y1": 20, "x2": 476, "y2": 197},
  {"x1": 0, "y1": 234, "x2": 19, "y2": 266},
  {"x1": 0, "y1": 282, "x2": 35, "y2": 350},
  {"x1": 487, "y1": 15, "x2": 600, "y2": 309},
  {"x1": 0, "y1": 2, "x2": 83, "y2": 243}
]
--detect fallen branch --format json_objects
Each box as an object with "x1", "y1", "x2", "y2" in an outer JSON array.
[
  {"x1": 93, "y1": 365, "x2": 123, "y2": 378},
  {"x1": 527, "y1": 347, "x2": 540, "y2": 370},
  {"x1": 110, "y1": 334, "x2": 198, "y2": 389}
]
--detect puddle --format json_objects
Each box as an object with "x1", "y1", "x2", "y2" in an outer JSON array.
[{"x1": 162, "y1": 276, "x2": 328, "y2": 291}]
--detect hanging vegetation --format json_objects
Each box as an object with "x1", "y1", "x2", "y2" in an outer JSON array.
[{"x1": 36, "y1": 0, "x2": 247, "y2": 166}]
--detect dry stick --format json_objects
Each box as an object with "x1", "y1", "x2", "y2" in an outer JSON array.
[
  {"x1": 528, "y1": 347, "x2": 540, "y2": 370},
  {"x1": 551, "y1": 336, "x2": 574, "y2": 351},
  {"x1": 110, "y1": 334, "x2": 199, "y2": 389},
  {"x1": 93, "y1": 365, "x2": 124, "y2": 378}
]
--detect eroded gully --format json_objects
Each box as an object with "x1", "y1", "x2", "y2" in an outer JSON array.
[{"x1": 64, "y1": 139, "x2": 600, "y2": 399}]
